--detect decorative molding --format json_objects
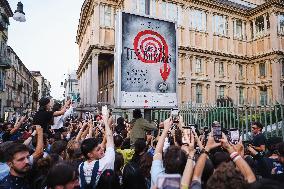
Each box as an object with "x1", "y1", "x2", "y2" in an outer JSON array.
[{"x1": 179, "y1": 46, "x2": 284, "y2": 61}]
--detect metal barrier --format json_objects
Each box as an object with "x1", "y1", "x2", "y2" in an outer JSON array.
[{"x1": 150, "y1": 103, "x2": 284, "y2": 141}]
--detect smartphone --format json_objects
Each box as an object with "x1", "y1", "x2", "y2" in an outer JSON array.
[
  {"x1": 157, "y1": 174, "x2": 181, "y2": 189},
  {"x1": 159, "y1": 128, "x2": 164, "y2": 136},
  {"x1": 212, "y1": 121, "x2": 222, "y2": 142},
  {"x1": 171, "y1": 109, "x2": 179, "y2": 123},
  {"x1": 229, "y1": 129, "x2": 239, "y2": 145},
  {"x1": 84, "y1": 112, "x2": 89, "y2": 120},
  {"x1": 102, "y1": 105, "x2": 108, "y2": 117}
]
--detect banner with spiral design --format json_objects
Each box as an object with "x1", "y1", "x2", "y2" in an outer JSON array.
[{"x1": 116, "y1": 12, "x2": 177, "y2": 108}]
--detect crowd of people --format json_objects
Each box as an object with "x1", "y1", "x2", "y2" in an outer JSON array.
[{"x1": 0, "y1": 97, "x2": 283, "y2": 189}]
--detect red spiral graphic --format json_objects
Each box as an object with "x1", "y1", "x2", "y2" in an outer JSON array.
[
  {"x1": 133, "y1": 30, "x2": 169, "y2": 64},
  {"x1": 133, "y1": 30, "x2": 171, "y2": 81}
]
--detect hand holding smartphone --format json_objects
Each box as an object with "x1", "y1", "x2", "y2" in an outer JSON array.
[
  {"x1": 229, "y1": 129, "x2": 240, "y2": 145},
  {"x1": 171, "y1": 109, "x2": 179, "y2": 124},
  {"x1": 157, "y1": 174, "x2": 181, "y2": 189},
  {"x1": 212, "y1": 121, "x2": 222, "y2": 142}
]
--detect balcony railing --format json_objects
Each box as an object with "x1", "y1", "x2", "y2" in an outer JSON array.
[
  {"x1": 0, "y1": 13, "x2": 9, "y2": 31},
  {"x1": 0, "y1": 56, "x2": 11, "y2": 69}
]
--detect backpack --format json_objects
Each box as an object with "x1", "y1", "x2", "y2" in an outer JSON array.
[{"x1": 79, "y1": 160, "x2": 99, "y2": 189}]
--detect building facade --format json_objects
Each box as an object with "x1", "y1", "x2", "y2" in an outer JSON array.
[
  {"x1": 31, "y1": 71, "x2": 51, "y2": 100},
  {"x1": 0, "y1": 0, "x2": 12, "y2": 119},
  {"x1": 3, "y1": 46, "x2": 35, "y2": 115},
  {"x1": 63, "y1": 70, "x2": 80, "y2": 102},
  {"x1": 32, "y1": 77, "x2": 39, "y2": 111},
  {"x1": 76, "y1": 0, "x2": 284, "y2": 110}
]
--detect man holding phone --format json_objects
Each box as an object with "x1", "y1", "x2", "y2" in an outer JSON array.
[
  {"x1": 250, "y1": 122, "x2": 266, "y2": 152},
  {"x1": 129, "y1": 109, "x2": 157, "y2": 147}
]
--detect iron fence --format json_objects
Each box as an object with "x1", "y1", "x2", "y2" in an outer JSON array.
[{"x1": 150, "y1": 103, "x2": 284, "y2": 141}]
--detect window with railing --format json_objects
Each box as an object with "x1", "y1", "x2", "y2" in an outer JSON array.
[
  {"x1": 0, "y1": 69, "x2": 5, "y2": 91},
  {"x1": 282, "y1": 59, "x2": 284, "y2": 76},
  {"x1": 239, "y1": 87, "x2": 244, "y2": 105},
  {"x1": 233, "y1": 19, "x2": 244, "y2": 40},
  {"x1": 150, "y1": 0, "x2": 156, "y2": 16},
  {"x1": 278, "y1": 13, "x2": 284, "y2": 34},
  {"x1": 138, "y1": 0, "x2": 146, "y2": 14},
  {"x1": 219, "y1": 86, "x2": 225, "y2": 98},
  {"x1": 255, "y1": 16, "x2": 264, "y2": 36},
  {"x1": 259, "y1": 62, "x2": 266, "y2": 77},
  {"x1": 100, "y1": 4, "x2": 112, "y2": 27},
  {"x1": 189, "y1": 9, "x2": 207, "y2": 31},
  {"x1": 195, "y1": 57, "x2": 202, "y2": 73},
  {"x1": 160, "y1": 1, "x2": 182, "y2": 25},
  {"x1": 260, "y1": 88, "x2": 267, "y2": 105},
  {"x1": 219, "y1": 62, "x2": 224, "y2": 77},
  {"x1": 213, "y1": 14, "x2": 228, "y2": 36},
  {"x1": 196, "y1": 84, "x2": 202, "y2": 103},
  {"x1": 283, "y1": 86, "x2": 284, "y2": 99},
  {"x1": 238, "y1": 64, "x2": 243, "y2": 79}
]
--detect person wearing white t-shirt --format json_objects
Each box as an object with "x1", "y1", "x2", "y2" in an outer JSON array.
[
  {"x1": 79, "y1": 115, "x2": 115, "y2": 188},
  {"x1": 51, "y1": 103, "x2": 74, "y2": 132}
]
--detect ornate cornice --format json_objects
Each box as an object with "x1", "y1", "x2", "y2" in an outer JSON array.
[
  {"x1": 179, "y1": 46, "x2": 284, "y2": 62},
  {"x1": 0, "y1": 0, "x2": 13, "y2": 17},
  {"x1": 76, "y1": 0, "x2": 92, "y2": 45},
  {"x1": 76, "y1": 0, "x2": 119, "y2": 45},
  {"x1": 247, "y1": 0, "x2": 283, "y2": 16},
  {"x1": 191, "y1": 0, "x2": 248, "y2": 16},
  {"x1": 77, "y1": 44, "x2": 114, "y2": 76}
]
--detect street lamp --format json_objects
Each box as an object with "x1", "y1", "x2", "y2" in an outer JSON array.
[{"x1": 13, "y1": 2, "x2": 26, "y2": 22}]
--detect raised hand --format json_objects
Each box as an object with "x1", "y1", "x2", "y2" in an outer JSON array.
[{"x1": 205, "y1": 132, "x2": 221, "y2": 151}]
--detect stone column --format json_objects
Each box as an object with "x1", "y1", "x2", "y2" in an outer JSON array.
[
  {"x1": 184, "y1": 54, "x2": 191, "y2": 103},
  {"x1": 252, "y1": 19, "x2": 256, "y2": 39},
  {"x1": 264, "y1": 14, "x2": 268, "y2": 34},
  {"x1": 81, "y1": 70, "x2": 85, "y2": 105},
  {"x1": 231, "y1": 61, "x2": 237, "y2": 103},
  {"x1": 183, "y1": 7, "x2": 190, "y2": 47},
  {"x1": 84, "y1": 69, "x2": 88, "y2": 106},
  {"x1": 242, "y1": 21, "x2": 245, "y2": 40},
  {"x1": 271, "y1": 59, "x2": 281, "y2": 103},
  {"x1": 228, "y1": 17, "x2": 234, "y2": 53},
  {"x1": 246, "y1": 21, "x2": 251, "y2": 41},
  {"x1": 192, "y1": 83, "x2": 196, "y2": 103},
  {"x1": 208, "y1": 58, "x2": 216, "y2": 103},
  {"x1": 91, "y1": 53, "x2": 99, "y2": 105},
  {"x1": 93, "y1": 3, "x2": 100, "y2": 45},
  {"x1": 88, "y1": 62, "x2": 92, "y2": 105},
  {"x1": 79, "y1": 75, "x2": 82, "y2": 105},
  {"x1": 270, "y1": 12, "x2": 279, "y2": 51},
  {"x1": 207, "y1": 11, "x2": 213, "y2": 51}
]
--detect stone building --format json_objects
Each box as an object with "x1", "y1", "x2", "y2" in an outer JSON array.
[
  {"x1": 63, "y1": 70, "x2": 80, "y2": 102},
  {"x1": 76, "y1": 0, "x2": 284, "y2": 110},
  {"x1": 31, "y1": 71, "x2": 51, "y2": 100},
  {"x1": 0, "y1": 0, "x2": 12, "y2": 119},
  {"x1": 32, "y1": 77, "x2": 39, "y2": 111},
  {"x1": 4, "y1": 46, "x2": 35, "y2": 115}
]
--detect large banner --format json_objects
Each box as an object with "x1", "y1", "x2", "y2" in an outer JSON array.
[{"x1": 115, "y1": 12, "x2": 178, "y2": 108}]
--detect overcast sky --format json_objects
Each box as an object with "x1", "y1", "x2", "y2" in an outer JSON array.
[{"x1": 8, "y1": 0, "x2": 84, "y2": 100}]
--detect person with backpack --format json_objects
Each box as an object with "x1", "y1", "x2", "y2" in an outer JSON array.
[{"x1": 78, "y1": 114, "x2": 115, "y2": 188}]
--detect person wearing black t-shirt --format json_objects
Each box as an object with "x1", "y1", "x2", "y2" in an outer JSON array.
[
  {"x1": 33, "y1": 97, "x2": 70, "y2": 134},
  {"x1": 250, "y1": 121, "x2": 266, "y2": 152}
]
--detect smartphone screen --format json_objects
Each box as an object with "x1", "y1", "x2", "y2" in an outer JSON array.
[
  {"x1": 157, "y1": 174, "x2": 181, "y2": 189},
  {"x1": 102, "y1": 105, "x2": 108, "y2": 117},
  {"x1": 212, "y1": 122, "x2": 222, "y2": 142},
  {"x1": 229, "y1": 129, "x2": 239, "y2": 144},
  {"x1": 171, "y1": 109, "x2": 179, "y2": 123}
]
